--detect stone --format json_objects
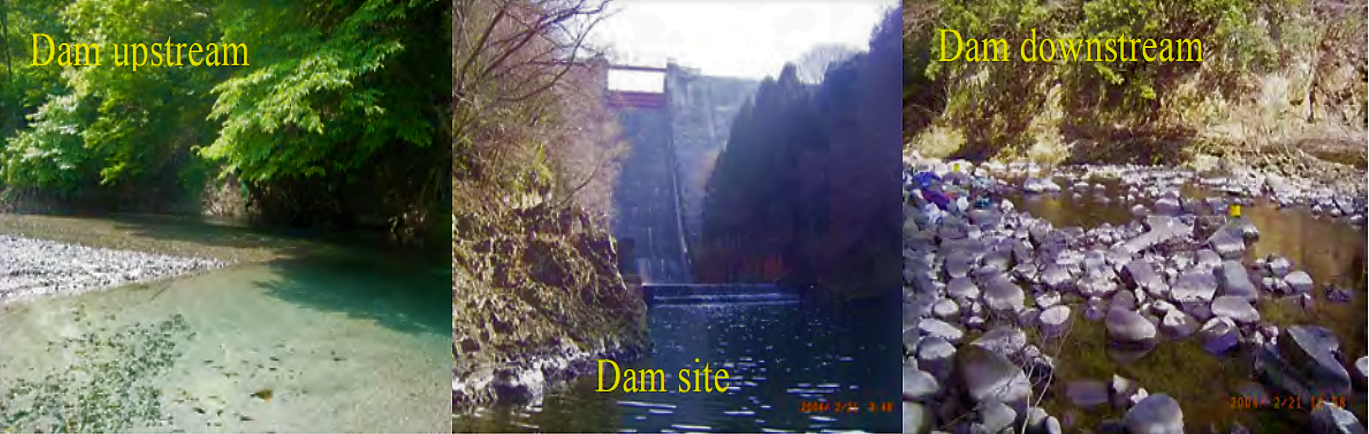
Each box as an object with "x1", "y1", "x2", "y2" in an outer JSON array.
[
  {"x1": 1194, "y1": 250, "x2": 1222, "y2": 270},
  {"x1": 904, "y1": 402, "x2": 931, "y2": 434},
  {"x1": 1309, "y1": 403, "x2": 1366, "y2": 434},
  {"x1": 919, "y1": 318, "x2": 965, "y2": 344},
  {"x1": 1265, "y1": 255, "x2": 1294, "y2": 277},
  {"x1": 903, "y1": 366, "x2": 941, "y2": 401},
  {"x1": 1066, "y1": 380, "x2": 1110, "y2": 408},
  {"x1": 1274, "y1": 326, "x2": 1353, "y2": 397},
  {"x1": 1357, "y1": 356, "x2": 1368, "y2": 387},
  {"x1": 947, "y1": 276, "x2": 981, "y2": 300},
  {"x1": 1210, "y1": 296, "x2": 1260, "y2": 324},
  {"x1": 979, "y1": 401, "x2": 1017, "y2": 434},
  {"x1": 1170, "y1": 270, "x2": 1218, "y2": 304},
  {"x1": 1283, "y1": 271, "x2": 1314, "y2": 294},
  {"x1": 1327, "y1": 287, "x2": 1355, "y2": 303},
  {"x1": 1215, "y1": 261, "x2": 1258, "y2": 300},
  {"x1": 1106, "y1": 308, "x2": 1157, "y2": 344},
  {"x1": 933, "y1": 298, "x2": 960, "y2": 320},
  {"x1": 1037, "y1": 291, "x2": 1062, "y2": 308},
  {"x1": 1122, "y1": 393, "x2": 1183, "y2": 434},
  {"x1": 1039, "y1": 305, "x2": 1072, "y2": 336},
  {"x1": 956, "y1": 345, "x2": 1032, "y2": 407},
  {"x1": 1111, "y1": 290, "x2": 1137, "y2": 311},
  {"x1": 971, "y1": 326, "x2": 1028, "y2": 358},
  {"x1": 1121, "y1": 259, "x2": 1167, "y2": 298},
  {"x1": 1206, "y1": 229, "x2": 1246, "y2": 260},
  {"x1": 1198, "y1": 317, "x2": 1239, "y2": 355},
  {"x1": 1025, "y1": 407, "x2": 1049, "y2": 433},
  {"x1": 1041, "y1": 264, "x2": 1075, "y2": 291},
  {"x1": 1079, "y1": 274, "x2": 1121, "y2": 298},
  {"x1": 1159, "y1": 310, "x2": 1198, "y2": 339},
  {"x1": 1153, "y1": 197, "x2": 1181, "y2": 215},
  {"x1": 983, "y1": 274, "x2": 1026, "y2": 314},
  {"x1": 917, "y1": 336, "x2": 956, "y2": 381}
]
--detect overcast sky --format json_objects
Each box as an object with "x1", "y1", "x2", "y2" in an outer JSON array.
[{"x1": 590, "y1": 0, "x2": 892, "y2": 91}]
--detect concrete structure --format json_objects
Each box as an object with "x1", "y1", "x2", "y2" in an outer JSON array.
[{"x1": 604, "y1": 61, "x2": 759, "y2": 284}]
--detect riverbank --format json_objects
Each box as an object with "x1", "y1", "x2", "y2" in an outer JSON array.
[
  {"x1": 901, "y1": 158, "x2": 1367, "y2": 433},
  {"x1": 0, "y1": 233, "x2": 224, "y2": 304},
  {"x1": 452, "y1": 204, "x2": 648, "y2": 412}
]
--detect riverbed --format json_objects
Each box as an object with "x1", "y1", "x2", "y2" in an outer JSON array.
[
  {"x1": 902, "y1": 161, "x2": 1367, "y2": 433},
  {"x1": 454, "y1": 297, "x2": 901, "y2": 433},
  {"x1": 0, "y1": 214, "x2": 451, "y2": 432}
]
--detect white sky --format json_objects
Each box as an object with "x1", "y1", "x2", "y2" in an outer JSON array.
[{"x1": 591, "y1": 0, "x2": 892, "y2": 92}]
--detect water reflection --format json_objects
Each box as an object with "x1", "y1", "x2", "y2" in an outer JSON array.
[{"x1": 455, "y1": 297, "x2": 899, "y2": 433}]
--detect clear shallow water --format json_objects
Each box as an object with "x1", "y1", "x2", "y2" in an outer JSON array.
[
  {"x1": 1001, "y1": 179, "x2": 1367, "y2": 430},
  {"x1": 0, "y1": 250, "x2": 451, "y2": 432},
  {"x1": 455, "y1": 298, "x2": 901, "y2": 433}
]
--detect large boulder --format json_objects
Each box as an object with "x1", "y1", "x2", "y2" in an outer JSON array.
[
  {"x1": 1309, "y1": 402, "x2": 1366, "y2": 434},
  {"x1": 956, "y1": 345, "x2": 1032, "y2": 407},
  {"x1": 1210, "y1": 296, "x2": 1260, "y2": 324},
  {"x1": 917, "y1": 336, "x2": 957, "y2": 381},
  {"x1": 947, "y1": 276, "x2": 981, "y2": 300},
  {"x1": 919, "y1": 318, "x2": 965, "y2": 344},
  {"x1": 983, "y1": 273, "x2": 1027, "y2": 314},
  {"x1": 1284, "y1": 271, "x2": 1314, "y2": 295},
  {"x1": 1159, "y1": 310, "x2": 1198, "y2": 339},
  {"x1": 1265, "y1": 326, "x2": 1354, "y2": 399},
  {"x1": 1106, "y1": 308, "x2": 1157, "y2": 345},
  {"x1": 1206, "y1": 228, "x2": 1246, "y2": 260},
  {"x1": 1215, "y1": 261, "x2": 1258, "y2": 300},
  {"x1": 903, "y1": 366, "x2": 941, "y2": 401},
  {"x1": 1198, "y1": 317, "x2": 1239, "y2": 354},
  {"x1": 1121, "y1": 259, "x2": 1168, "y2": 298},
  {"x1": 1170, "y1": 270, "x2": 1218, "y2": 304},
  {"x1": 1122, "y1": 393, "x2": 1183, "y2": 434}
]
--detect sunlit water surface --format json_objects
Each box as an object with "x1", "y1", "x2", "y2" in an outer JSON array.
[
  {"x1": 0, "y1": 250, "x2": 451, "y2": 432},
  {"x1": 455, "y1": 297, "x2": 901, "y2": 433}
]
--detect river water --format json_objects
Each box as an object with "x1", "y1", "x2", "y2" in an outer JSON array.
[
  {"x1": 999, "y1": 178, "x2": 1367, "y2": 431},
  {"x1": 454, "y1": 297, "x2": 901, "y2": 433},
  {"x1": 0, "y1": 229, "x2": 451, "y2": 432}
]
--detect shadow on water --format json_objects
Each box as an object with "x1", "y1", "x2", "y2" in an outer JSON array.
[{"x1": 254, "y1": 251, "x2": 452, "y2": 337}]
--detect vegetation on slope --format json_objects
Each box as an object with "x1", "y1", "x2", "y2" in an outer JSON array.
[
  {"x1": 452, "y1": 0, "x2": 644, "y2": 407},
  {"x1": 698, "y1": 7, "x2": 904, "y2": 299},
  {"x1": 903, "y1": 0, "x2": 1366, "y2": 181}
]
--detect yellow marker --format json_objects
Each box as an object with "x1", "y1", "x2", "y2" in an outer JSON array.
[
  {"x1": 952, "y1": 163, "x2": 961, "y2": 173},
  {"x1": 1229, "y1": 204, "x2": 1242, "y2": 218}
]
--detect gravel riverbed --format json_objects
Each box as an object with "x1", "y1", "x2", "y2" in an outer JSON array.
[
  {"x1": 0, "y1": 234, "x2": 226, "y2": 304},
  {"x1": 902, "y1": 158, "x2": 1368, "y2": 434}
]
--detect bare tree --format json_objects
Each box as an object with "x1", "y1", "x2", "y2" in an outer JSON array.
[
  {"x1": 453, "y1": 0, "x2": 621, "y2": 214},
  {"x1": 793, "y1": 43, "x2": 861, "y2": 84}
]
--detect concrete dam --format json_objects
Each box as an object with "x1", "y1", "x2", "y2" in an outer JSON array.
[{"x1": 602, "y1": 61, "x2": 759, "y2": 285}]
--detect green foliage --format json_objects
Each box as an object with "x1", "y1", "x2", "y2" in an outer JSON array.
[
  {"x1": 204, "y1": 0, "x2": 442, "y2": 183},
  {"x1": 0, "y1": 0, "x2": 450, "y2": 242},
  {"x1": 905, "y1": 0, "x2": 1348, "y2": 161}
]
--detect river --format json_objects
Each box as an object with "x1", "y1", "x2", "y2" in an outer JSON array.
[
  {"x1": 454, "y1": 296, "x2": 901, "y2": 433},
  {"x1": 0, "y1": 215, "x2": 451, "y2": 432},
  {"x1": 1005, "y1": 177, "x2": 1367, "y2": 431}
]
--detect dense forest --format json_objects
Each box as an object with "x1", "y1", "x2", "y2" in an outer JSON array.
[
  {"x1": 0, "y1": 0, "x2": 450, "y2": 245},
  {"x1": 697, "y1": 7, "x2": 903, "y2": 298},
  {"x1": 903, "y1": 0, "x2": 1366, "y2": 178}
]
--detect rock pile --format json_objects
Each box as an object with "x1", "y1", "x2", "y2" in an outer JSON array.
[{"x1": 901, "y1": 159, "x2": 1366, "y2": 433}]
